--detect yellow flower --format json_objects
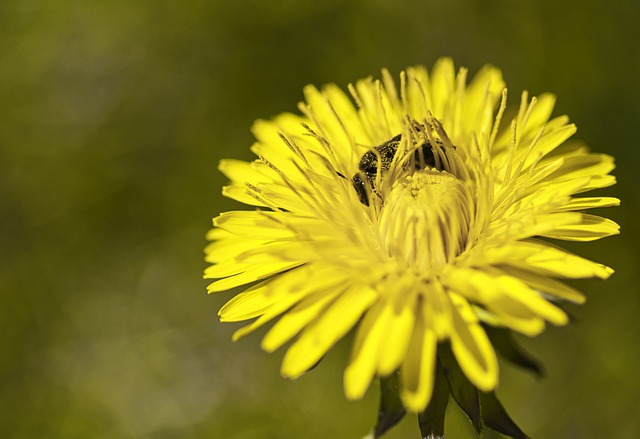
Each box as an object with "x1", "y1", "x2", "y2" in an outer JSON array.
[{"x1": 205, "y1": 58, "x2": 619, "y2": 414}]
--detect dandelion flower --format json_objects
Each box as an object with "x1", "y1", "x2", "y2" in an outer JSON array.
[{"x1": 205, "y1": 58, "x2": 619, "y2": 437}]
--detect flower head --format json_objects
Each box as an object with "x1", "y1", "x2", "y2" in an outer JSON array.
[{"x1": 205, "y1": 58, "x2": 618, "y2": 431}]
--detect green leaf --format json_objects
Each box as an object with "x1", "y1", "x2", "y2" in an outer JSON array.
[
  {"x1": 374, "y1": 372, "x2": 406, "y2": 437},
  {"x1": 484, "y1": 326, "x2": 544, "y2": 377},
  {"x1": 438, "y1": 344, "x2": 483, "y2": 435},
  {"x1": 418, "y1": 361, "x2": 449, "y2": 439},
  {"x1": 479, "y1": 391, "x2": 529, "y2": 439}
]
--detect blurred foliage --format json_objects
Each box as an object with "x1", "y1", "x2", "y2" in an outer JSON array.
[{"x1": 1, "y1": 0, "x2": 639, "y2": 437}]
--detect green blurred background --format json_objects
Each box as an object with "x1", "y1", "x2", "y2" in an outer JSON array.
[{"x1": 1, "y1": 0, "x2": 638, "y2": 437}]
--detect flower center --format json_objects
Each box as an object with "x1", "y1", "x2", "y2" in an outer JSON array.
[{"x1": 378, "y1": 168, "x2": 472, "y2": 272}]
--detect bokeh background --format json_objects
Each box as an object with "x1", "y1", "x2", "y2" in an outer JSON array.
[{"x1": 1, "y1": 0, "x2": 639, "y2": 438}]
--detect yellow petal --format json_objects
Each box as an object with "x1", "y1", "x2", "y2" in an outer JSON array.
[
  {"x1": 400, "y1": 303, "x2": 437, "y2": 412},
  {"x1": 302, "y1": 84, "x2": 370, "y2": 169},
  {"x1": 230, "y1": 293, "x2": 308, "y2": 342},
  {"x1": 205, "y1": 261, "x2": 300, "y2": 292},
  {"x1": 556, "y1": 196, "x2": 620, "y2": 212},
  {"x1": 523, "y1": 93, "x2": 557, "y2": 134},
  {"x1": 343, "y1": 300, "x2": 390, "y2": 400},
  {"x1": 542, "y1": 153, "x2": 615, "y2": 184},
  {"x1": 219, "y1": 284, "x2": 272, "y2": 322},
  {"x1": 577, "y1": 175, "x2": 616, "y2": 193},
  {"x1": 376, "y1": 290, "x2": 417, "y2": 376},
  {"x1": 484, "y1": 240, "x2": 613, "y2": 279},
  {"x1": 541, "y1": 214, "x2": 620, "y2": 241},
  {"x1": 214, "y1": 211, "x2": 295, "y2": 240},
  {"x1": 448, "y1": 293, "x2": 499, "y2": 391},
  {"x1": 206, "y1": 226, "x2": 229, "y2": 241},
  {"x1": 404, "y1": 65, "x2": 432, "y2": 120},
  {"x1": 484, "y1": 301, "x2": 546, "y2": 336},
  {"x1": 462, "y1": 64, "x2": 505, "y2": 127},
  {"x1": 493, "y1": 92, "x2": 557, "y2": 153},
  {"x1": 496, "y1": 266, "x2": 586, "y2": 304},
  {"x1": 352, "y1": 76, "x2": 402, "y2": 141},
  {"x1": 496, "y1": 276, "x2": 568, "y2": 326},
  {"x1": 219, "y1": 159, "x2": 269, "y2": 185},
  {"x1": 250, "y1": 113, "x2": 322, "y2": 178},
  {"x1": 204, "y1": 236, "x2": 271, "y2": 263},
  {"x1": 487, "y1": 212, "x2": 582, "y2": 245},
  {"x1": 262, "y1": 287, "x2": 343, "y2": 356},
  {"x1": 225, "y1": 265, "x2": 346, "y2": 338},
  {"x1": 221, "y1": 184, "x2": 267, "y2": 207},
  {"x1": 447, "y1": 280, "x2": 549, "y2": 336},
  {"x1": 527, "y1": 123, "x2": 576, "y2": 165},
  {"x1": 251, "y1": 113, "x2": 309, "y2": 154},
  {"x1": 423, "y1": 281, "x2": 454, "y2": 340},
  {"x1": 280, "y1": 284, "x2": 378, "y2": 378},
  {"x1": 442, "y1": 267, "x2": 503, "y2": 303},
  {"x1": 429, "y1": 57, "x2": 456, "y2": 121},
  {"x1": 323, "y1": 83, "x2": 371, "y2": 146}
]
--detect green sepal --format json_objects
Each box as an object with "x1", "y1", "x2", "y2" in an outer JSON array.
[
  {"x1": 484, "y1": 326, "x2": 545, "y2": 377},
  {"x1": 438, "y1": 344, "x2": 483, "y2": 435},
  {"x1": 478, "y1": 391, "x2": 529, "y2": 439},
  {"x1": 418, "y1": 361, "x2": 449, "y2": 439},
  {"x1": 374, "y1": 371, "x2": 406, "y2": 438}
]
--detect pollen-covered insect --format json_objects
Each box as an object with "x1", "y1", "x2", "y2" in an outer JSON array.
[{"x1": 351, "y1": 133, "x2": 448, "y2": 206}]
